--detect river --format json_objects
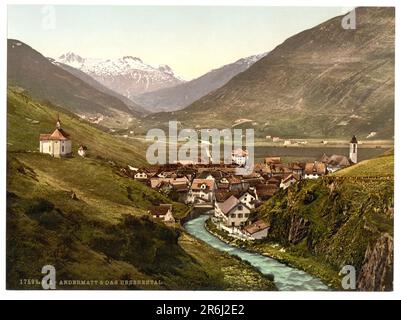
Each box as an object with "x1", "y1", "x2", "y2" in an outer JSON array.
[{"x1": 184, "y1": 215, "x2": 329, "y2": 291}]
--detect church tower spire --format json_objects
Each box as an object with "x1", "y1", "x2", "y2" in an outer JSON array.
[
  {"x1": 56, "y1": 114, "x2": 61, "y2": 129},
  {"x1": 349, "y1": 135, "x2": 358, "y2": 164}
]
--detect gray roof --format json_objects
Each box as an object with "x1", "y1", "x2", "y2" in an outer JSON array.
[{"x1": 216, "y1": 195, "x2": 239, "y2": 215}]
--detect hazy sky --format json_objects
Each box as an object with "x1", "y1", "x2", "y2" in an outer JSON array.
[{"x1": 8, "y1": 6, "x2": 347, "y2": 80}]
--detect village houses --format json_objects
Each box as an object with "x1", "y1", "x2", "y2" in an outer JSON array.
[
  {"x1": 214, "y1": 195, "x2": 251, "y2": 227},
  {"x1": 237, "y1": 187, "x2": 258, "y2": 209},
  {"x1": 319, "y1": 154, "x2": 351, "y2": 173},
  {"x1": 304, "y1": 161, "x2": 327, "y2": 179},
  {"x1": 280, "y1": 173, "x2": 301, "y2": 189},
  {"x1": 187, "y1": 178, "x2": 216, "y2": 205},
  {"x1": 148, "y1": 204, "x2": 175, "y2": 223},
  {"x1": 243, "y1": 220, "x2": 270, "y2": 240},
  {"x1": 231, "y1": 148, "x2": 248, "y2": 166},
  {"x1": 134, "y1": 169, "x2": 149, "y2": 180},
  {"x1": 129, "y1": 136, "x2": 358, "y2": 238}
]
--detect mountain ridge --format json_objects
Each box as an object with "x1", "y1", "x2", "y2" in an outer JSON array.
[
  {"x1": 56, "y1": 52, "x2": 185, "y2": 99},
  {"x1": 147, "y1": 7, "x2": 394, "y2": 139},
  {"x1": 135, "y1": 53, "x2": 267, "y2": 112},
  {"x1": 52, "y1": 60, "x2": 149, "y2": 115},
  {"x1": 7, "y1": 39, "x2": 144, "y2": 129}
]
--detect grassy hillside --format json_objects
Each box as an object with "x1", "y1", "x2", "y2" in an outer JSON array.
[
  {"x1": 7, "y1": 88, "x2": 275, "y2": 290},
  {"x1": 253, "y1": 154, "x2": 393, "y2": 290},
  {"x1": 7, "y1": 153, "x2": 274, "y2": 290},
  {"x1": 333, "y1": 153, "x2": 394, "y2": 177},
  {"x1": 7, "y1": 87, "x2": 147, "y2": 167}
]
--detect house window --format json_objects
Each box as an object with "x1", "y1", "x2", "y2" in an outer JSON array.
[
  {"x1": 62, "y1": 146, "x2": 65, "y2": 153},
  {"x1": 230, "y1": 214, "x2": 236, "y2": 218},
  {"x1": 238, "y1": 214, "x2": 243, "y2": 218},
  {"x1": 238, "y1": 205, "x2": 243, "y2": 211},
  {"x1": 231, "y1": 222, "x2": 235, "y2": 227},
  {"x1": 353, "y1": 144, "x2": 356, "y2": 153},
  {"x1": 245, "y1": 213, "x2": 249, "y2": 218}
]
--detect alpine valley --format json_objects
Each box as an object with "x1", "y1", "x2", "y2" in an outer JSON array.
[
  {"x1": 146, "y1": 7, "x2": 395, "y2": 140},
  {"x1": 134, "y1": 53, "x2": 267, "y2": 112},
  {"x1": 6, "y1": 6, "x2": 394, "y2": 292}
]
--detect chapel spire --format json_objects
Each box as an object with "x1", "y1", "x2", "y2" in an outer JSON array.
[{"x1": 56, "y1": 114, "x2": 61, "y2": 129}]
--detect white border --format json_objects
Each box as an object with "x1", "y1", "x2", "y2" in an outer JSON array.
[{"x1": 1, "y1": 0, "x2": 399, "y2": 300}]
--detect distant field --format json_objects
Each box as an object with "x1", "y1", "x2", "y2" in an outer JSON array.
[
  {"x1": 130, "y1": 134, "x2": 393, "y2": 165},
  {"x1": 253, "y1": 138, "x2": 394, "y2": 147},
  {"x1": 104, "y1": 141, "x2": 389, "y2": 167},
  {"x1": 254, "y1": 146, "x2": 390, "y2": 164}
]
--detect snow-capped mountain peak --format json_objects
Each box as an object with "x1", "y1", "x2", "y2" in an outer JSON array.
[
  {"x1": 235, "y1": 52, "x2": 268, "y2": 67},
  {"x1": 158, "y1": 64, "x2": 173, "y2": 75},
  {"x1": 58, "y1": 52, "x2": 85, "y2": 65},
  {"x1": 56, "y1": 53, "x2": 185, "y2": 98},
  {"x1": 122, "y1": 56, "x2": 142, "y2": 63}
]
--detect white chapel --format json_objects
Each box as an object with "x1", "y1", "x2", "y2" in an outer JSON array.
[{"x1": 39, "y1": 116, "x2": 72, "y2": 158}]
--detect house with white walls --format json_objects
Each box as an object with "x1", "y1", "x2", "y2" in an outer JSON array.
[{"x1": 214, "y1": 195, "x2": 251, "y2": 227}]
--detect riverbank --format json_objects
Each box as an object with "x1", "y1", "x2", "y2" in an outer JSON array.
[
  {"x1": 178, "y1": 232, "x2": 277, "y2": 291},
  {"x1": 205, "y1": 218, "x2": 342, "y2": 290},
  {"x1": 186, "y1": 215, "x2": 328, "y2": 290}
]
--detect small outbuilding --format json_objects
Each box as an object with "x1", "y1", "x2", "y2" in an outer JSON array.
[
  {"x1": 148, "y1": 204, "x2": 175, "y2": 223},
  {"x1": 244, "y1": 220, "x2": 270, "y2": 240}
]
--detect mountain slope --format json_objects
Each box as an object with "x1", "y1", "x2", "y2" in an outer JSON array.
[
  {"x1": 7, "y1": 86, "x2": 275, "y2": 290},
  {"x1": 256, "y1": 152, "x2": 393, "y2": 291},
  {"x1": 135, "y1": 53, "x2": 266, "y2": 112},
  {"x1": 150, "y1": 7, "x2": 394, "y2": 139},
  {"x1": 53, "y1": 61, "x2": 149, "y2": 115},
  {"x1": 57, "y1": 52, "x2": 184, "y2": 100},
  {"x1": 7, "y1": 86, "x2": 147, "y2": 166},
  {"x1": 7, "y1": 39, "x2": 142, "y2": 128}
]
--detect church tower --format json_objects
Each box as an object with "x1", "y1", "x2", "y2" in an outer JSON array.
[{"x1": 349, "y1": 135, "x2": 358, "y2": 164}]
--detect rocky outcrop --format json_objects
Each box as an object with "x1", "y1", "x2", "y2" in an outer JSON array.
[
  {"x1": 288, "y1": 216, "x2": 310, "y2": 244},
  {"x1": 258, "y1": 166, "x2": 394, "y2": 291},
  {"x1": 357, "y1": 233, "x2": 393, "y2": 291}
]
